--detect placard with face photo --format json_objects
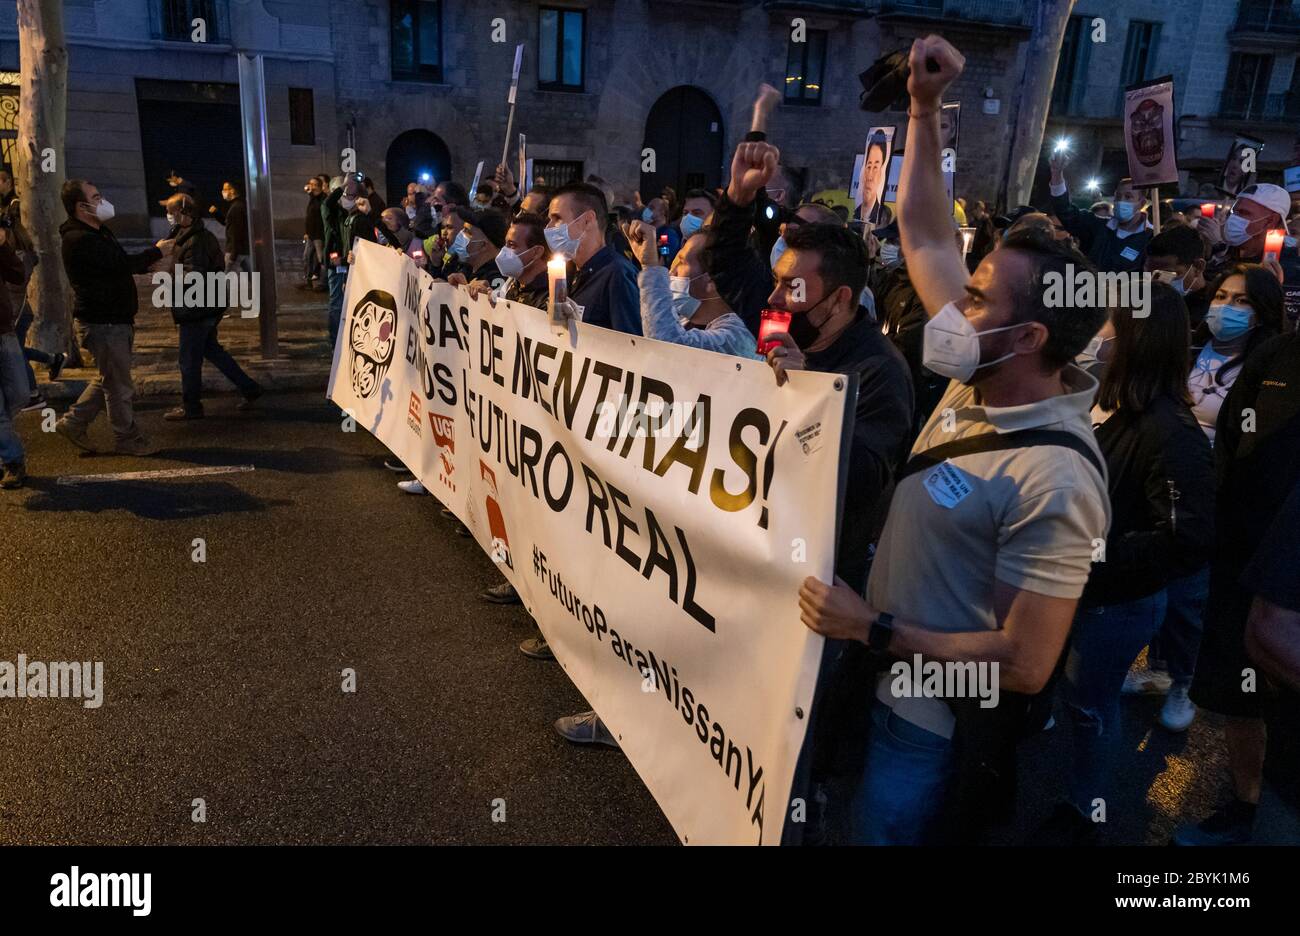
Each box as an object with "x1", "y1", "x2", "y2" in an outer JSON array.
[
  {"x1": 850, "y1": 126, "x2": 895, "y2": 226},
  {"x1": 940, "y1": 102, "x2": 960, "y2": 206},
  {"x1": 1220, "y1": 136, "x2": 1265, "y2": 197}
]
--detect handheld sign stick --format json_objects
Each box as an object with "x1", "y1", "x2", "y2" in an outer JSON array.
[{"x1": 501, "y1": 44, "x2": 524, "y2": 168}]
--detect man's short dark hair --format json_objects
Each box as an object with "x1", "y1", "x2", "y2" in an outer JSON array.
[
  {"x1": 439, "y1": 181, "x2": 469, "y2": 206},
  {"x1": 510, "y1": 212, "x2": 548, "y2": 250},
  {"x1": 61, "y1": 179, "x2": 89, "y2": 217},
  {"x1": 683, "y1": 188, "x2": 717, "y2": 208},
  {"x1": 471, "y1": 208, "x2": 509, "y2": 248},
  {"x1": 225, "y1": 180, "x2": 242, "y2": 195},
  {"x1": 1147, "y1": 224, "x2": 1207, "y2": 265},
  {"x1": 553, "y1": 181, "x2": 608, "y2": 221},
  {"x1": 784, "y1": 223, "x2": 870, "y2": 302},
  {"x1": 1000, "y1": 227, "x2": 1107, "y2": 369}
]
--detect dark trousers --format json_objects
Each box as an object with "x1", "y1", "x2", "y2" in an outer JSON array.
[
  {"x1": 178, "y1": 317, "x2": 259, "y2": 413},
  {"x1": 15, "y1": 304, "x2": 53, "y2": 394}
]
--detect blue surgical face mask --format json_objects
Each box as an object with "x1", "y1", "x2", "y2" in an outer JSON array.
[
  {"x1": 679, "y1": 213, "x2": 703, "y2": 237},
  {"x1": 1115, "y1": 200, "x2": 1136, "y2": 222},
  {"x1": 769, "y1": 236, "x2": 787, "y2": 270},
  {"x1": 642, "y1": 207, "x2": 655, "y2": 224},
  {"x1": 1205, "y1": 302, "x2": 1255, "y2": 341},
  {"x1": 451, "y1": 230, "x2": 472, "y2": 261},
  {"x1": 544, "y1": 211, "x2": 587, "y2": 259}
]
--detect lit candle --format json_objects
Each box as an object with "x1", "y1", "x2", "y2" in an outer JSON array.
[
  {"x1": 1200, "y1": 203, "x2": 1216, "y2": 219},
  {"x1": 548, "y1": 255, "x2": 568, "y2": 331},
  {"x1": 959, "y1": 226, "x2": 975, "y2": 257},
  {"x1": 1265, "y1": 229, "x2": 1286, "y2": 261}
]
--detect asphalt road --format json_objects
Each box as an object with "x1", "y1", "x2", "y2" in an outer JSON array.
[{"x1": 0, "y1": 391, "x2": 1228, "y2": 845}]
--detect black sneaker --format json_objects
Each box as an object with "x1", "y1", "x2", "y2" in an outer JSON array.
[
  {"x1": 21, "y1": 394, "x2": 46, "y2": 413},
  {"x1": 481, "y1": 581, "x2": 521, "y2": 604},
  {"x1": 236, "y1": 387, "x2": 263, "y2": 411},
  {"x1": 163, "y1": 407, "x2": 203, "y2": 421},
  {"x1": 383, "y1": 459, "x2": 411, "y2": 473},
  {"x1": 48, "y1": 352, "x2": 67, "y2": 381}
]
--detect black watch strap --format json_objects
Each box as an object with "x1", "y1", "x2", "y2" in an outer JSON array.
[{"x1": 868, "y1": 611, "x2": 895, "y2": 652}]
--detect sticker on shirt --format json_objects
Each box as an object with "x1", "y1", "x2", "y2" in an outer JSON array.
[
  {"x1": 1119, "y1": 246, "x2": 1140, "y2": 262},
  {"x1": 795, "y1": 421, "x2": 823, "y2": 456},
  {"x1": 922, "y1": 460, "x2": 973, "y2": 509}
]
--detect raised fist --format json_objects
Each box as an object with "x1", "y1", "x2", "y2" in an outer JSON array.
[
  {"x1": 728, "y1": 141, "x2": 781, "y2": 207},
  {"x1": 907, "y1": 35, "x2": 964, "y2": 111}
]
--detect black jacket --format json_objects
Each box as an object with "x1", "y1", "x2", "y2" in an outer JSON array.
[
  {"x1": 875, "y1": 261, "x2": 945, "y2": 436},
  {"x1": 213, "y1": 197, "x2": 249, "y2": 257},
  {"x1": 305, "y1": 193, "x2": 325, "y2": 240},
  {"x1": 568, "y1": 244, "x2": 641, "y2": 335},
  {"x1": 170, "y1": 220, "x2": 226, "y2": 325},
  {"x1": 0, "y1": 236, "x2": 26, "y2": 334},
  {"x1": 59, "y1": 217, "x2": 161, "y2": 325},
  {"x1": 1051, "y1": 189, "x2": 1152, "y2": 274},
  {"x1": 1083, "y1": 394, "x2": 1215, "y2": 607},
  {"x1": 702, "y1": 191, "x2": 774, "y2": 337},
  {"x1": 805, "y1": 314, "x2": 914, "y2": 593},
  {"x1": 506, "y1": 271, "x2": 549, "y2": 311}
]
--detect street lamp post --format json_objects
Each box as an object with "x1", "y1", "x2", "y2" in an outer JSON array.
[{"x1": 237, "y1": 51, "x2": 278, "y2": 358}]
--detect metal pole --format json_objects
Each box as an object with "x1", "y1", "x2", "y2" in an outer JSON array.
[{"x1": 237, "y1": 52, "x2": 278, "y2": 358}]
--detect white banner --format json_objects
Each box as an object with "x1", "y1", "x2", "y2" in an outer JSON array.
[
  {"x1": 1123, "y1": 77, "x2": 1178, "y2": 188},
  {"x1": 329, "y1": 240, "x2": 850, "y2": 844}
]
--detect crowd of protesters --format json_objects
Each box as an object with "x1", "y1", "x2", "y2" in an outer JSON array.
[{"x1": 1, "y1": 31, "x2": 1297, "y2": 848}]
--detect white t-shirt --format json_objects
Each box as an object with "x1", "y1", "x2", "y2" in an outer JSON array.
[{"x1": 1188, "y1": 344, "x2": 1235, "y2": 443}]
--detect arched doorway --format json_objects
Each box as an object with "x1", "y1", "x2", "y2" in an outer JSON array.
[
  {"x1": 640, "y1": 87, "x2": 724, "y2": 201},
  {"x1": 385, "y1": 129, "x2": 452, "y2": 207}
]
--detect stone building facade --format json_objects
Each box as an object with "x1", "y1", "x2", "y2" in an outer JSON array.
[{"x1": 0, "y1": 0, "x2": 1037, "y2": 237}]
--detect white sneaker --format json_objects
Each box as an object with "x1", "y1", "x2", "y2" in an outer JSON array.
[
  {"x1": 397, "y1": 478, "x2": 427, "y2": 495},
  {"x1": 1159, "y1": 686, "x2": 1197, "y2": 732},
  {"x1": 1121, "y1": 667, "x2": 1172, "y2": 695}
]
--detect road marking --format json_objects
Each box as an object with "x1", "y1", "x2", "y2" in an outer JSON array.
[{"x1": 57, "y1": 465, "x2": 256, "y2": 485}]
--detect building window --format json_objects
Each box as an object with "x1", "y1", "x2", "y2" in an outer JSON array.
[
  {"x1": 1220, "y1": 51, "x2": 1274, "y2": 117},
  {"x1": 784, "y1": 30, "x2": 827, "y2": 106},
  {"x1": 1051, "y1": 14, "x2": 1092, "y2": 115},
  {"x1": 288, "y1": 88, "x2": 315, "y2": 146},
  {"x1": 152, "y1": 0, "x2": 228, "y2": 43},
  {"x1": 532, "y1": 159, "x2": 583, "y2": 189},
  {"x1": 1120, "y1": 21, "x2": 1160, "y2": 88},
  {"x1": 391, "y1": 0, "x2": 443, "y2": 82},
  {"x1": 538, "y1": 8, "x2": 585, "y2": 91}
]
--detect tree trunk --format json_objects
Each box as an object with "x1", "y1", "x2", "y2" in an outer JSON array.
[
  {"x1": 16, "y1": 0, "x2": 70, "y2": 358},
  {"x1": 1000, "y1": 0, "x2": 1076, "y2": 211}
]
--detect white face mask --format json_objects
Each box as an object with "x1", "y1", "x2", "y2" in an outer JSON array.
[
  {"x1": 340, "y1": 195, "x2": 356, "y2": 211},
  {"x1": 769, "y1": 236, "x2": 787, "y2": 271},
  {"x1": 166, "y1": 213, "x2": 178, "y2": 227},
  {"x1": 495, "y1": 245, "x2": 529, "y2": 280},
  {"x1": 92, "y1": 198, "x2": 115, "y2": 222},
  {"x1": 669, "y1": 274, "x2": 702, "y2": 320},
  {"x1": 922, "y1": 301, "x2": 1024, "y2": 384},
  {"x1": 405, "y1": 205, "x2": 417, "y2": 220},
  {"x1": 1224, "y1": 212, "x2": 1260, "y2": 247}
]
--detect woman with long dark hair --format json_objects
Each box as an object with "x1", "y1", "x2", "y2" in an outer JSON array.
[
  {"x1": 1041, "y1": 283, "x2": 1216, "y2": 844},
  {"x1": 1125, "y1": 264, "x2": 1285, "y2": 734}
]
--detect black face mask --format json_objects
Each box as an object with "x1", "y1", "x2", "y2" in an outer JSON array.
[{"x1": 786, "y1": 291, "x2": 836, "y2": 350}]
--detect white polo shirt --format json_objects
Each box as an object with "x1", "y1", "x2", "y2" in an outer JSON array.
[{"x1": 866, "y1": 366, "x2": 1112, "y2": 737}]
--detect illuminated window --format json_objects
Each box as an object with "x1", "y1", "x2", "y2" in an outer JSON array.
[{"x1": 785, "y1": 29, "x2": 826, "y2": 106}]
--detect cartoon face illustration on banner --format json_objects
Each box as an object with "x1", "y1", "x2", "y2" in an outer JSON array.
[
  {"x1": 1130, "y1": 98, "x2": 1165, "y2": 168},
  {"x1": 349, "y1": 289, "x2": 398, "y2": 399}
]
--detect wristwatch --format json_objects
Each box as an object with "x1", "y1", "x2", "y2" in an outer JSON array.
[{"x1": 868, "y1": 611, "x2": 895, "y2": 652}]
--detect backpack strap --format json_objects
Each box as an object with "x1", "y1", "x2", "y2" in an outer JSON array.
[{"x1": 897, "y1": 428, "x2": 1105, "y2": 484}]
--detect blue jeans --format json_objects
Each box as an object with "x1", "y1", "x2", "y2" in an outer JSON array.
[
  {"x1": 327, "y1": 268, "x2": 346, "y2": 346},
  {"x1": 0, "y1": 332, "x2": 27, "y2": 464},
  {"x1": 1148, "y1": 566, "x2": 1210, "y2": 687},
  {"x1": 1064, "y1": 591, "x2": 1168, "y2": 814},
  {"x1": 178, "y1": 317, "x2": 259, "y2": 413},
  {"x1": 851, "y1": 699, "x2": 955, "y2": 844},
  {"x1": 15, "y1": 304, "x2": 53, "y2": 394}
]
